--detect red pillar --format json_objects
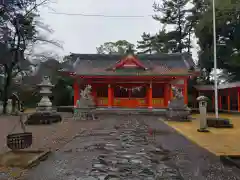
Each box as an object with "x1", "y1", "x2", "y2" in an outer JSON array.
[
  {"x1": 169, "y1": 84, "x2": 173, "y2": 100},
  {"x1": 73, "y1": 79, "x2": 79, "y2": 107},
  {"x1": 227, "y1": 89, "x2": 230, "y2": 112},
  {"x1": 148, "y1": 83, "x2": 153, "y2": 108},
  {"x1": 164, "y1": 83, "x2": 169, "y2": 107},
  {"x1": 184, "y1": 78, "x2": 188, "y2": 105},
  {"x1": 108, "y1": 84, "x2": 113, "y2": 108}
]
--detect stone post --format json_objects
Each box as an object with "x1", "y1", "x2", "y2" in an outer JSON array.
[{"x1": 197, "y1": 96, "x2": 209, "y2": 132}]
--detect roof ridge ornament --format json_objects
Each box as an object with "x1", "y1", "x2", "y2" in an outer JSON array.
[{"x1": 114, "y1": 55, "x2": 146, "y2": 70}]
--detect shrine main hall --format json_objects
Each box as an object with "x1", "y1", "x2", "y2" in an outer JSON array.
[{"x1": 60, "y1": 53, "x2": 197, "y2": 109}]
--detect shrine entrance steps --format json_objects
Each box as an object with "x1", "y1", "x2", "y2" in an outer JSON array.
[
  {"x1": 96, "y1": 107, "x2": 166, "y2": 116},
  {"x1": 56, "y1": 106, "x2": 167, "y2": 115}
]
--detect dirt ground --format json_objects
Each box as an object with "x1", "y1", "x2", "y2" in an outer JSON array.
[
  {"x1": 1, "y1": 114, "x2": 240, "y2": 180},
  {"x1": 0, "y1": 113, "x2": 91, "y2": 152}
]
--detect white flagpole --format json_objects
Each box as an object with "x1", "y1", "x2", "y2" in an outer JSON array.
[{"x1": 213, "y1": 0, "x2": 219, "y2": 118}]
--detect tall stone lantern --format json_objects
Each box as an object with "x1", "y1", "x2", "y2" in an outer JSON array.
[
  {"x1": 37, "y1": 76, "x2": 54, "y2": 112},
  {"x1": 25, "y1": 76, "x2": 62, "y2": 125}
]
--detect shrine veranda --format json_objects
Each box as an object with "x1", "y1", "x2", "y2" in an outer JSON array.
[{"x1": 60, "y1": 53, "x2": 198, "y2": 109}]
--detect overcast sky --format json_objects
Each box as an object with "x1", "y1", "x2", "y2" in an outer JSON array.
[{"x1": 38, "y1": 0, "x2": 198, "y2": 59}]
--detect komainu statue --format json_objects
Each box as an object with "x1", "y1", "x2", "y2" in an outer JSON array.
[
  {"x1": 166, "y1": 86, "x2": 191, "y2": 121},
  {"x1": 74, "y1": 85, "x2": 96, "y2": 120}
]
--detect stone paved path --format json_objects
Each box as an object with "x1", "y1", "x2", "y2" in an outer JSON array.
[{"x1": 21, "y1": 115, "x2": 240, "y2": 179}]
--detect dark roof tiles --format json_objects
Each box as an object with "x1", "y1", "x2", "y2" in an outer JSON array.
[{"x1": 61, "y1": 53, "x2": 196, "y2": 76}]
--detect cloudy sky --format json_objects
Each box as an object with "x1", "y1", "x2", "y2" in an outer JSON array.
[{"x1": 38, "y1": 0, "x2": 198, "y2": 59}]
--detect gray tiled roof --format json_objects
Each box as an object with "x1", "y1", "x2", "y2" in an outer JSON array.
[
  {"x1": 22, "y1": 59, "x2": 61, "y2": 85},
  {"x1": 60, "y1": 53, "x2": 196, "y2": 76}
]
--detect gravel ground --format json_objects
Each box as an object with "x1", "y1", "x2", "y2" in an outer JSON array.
[{"x1": 19, "y1": 115, "x2": 240, "y2": 180}]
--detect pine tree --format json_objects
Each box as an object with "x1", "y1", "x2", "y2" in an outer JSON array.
[
  {"x1": 153, "y1": 0, "x2": 191, "y2": 53},
  {"x1": 194, "y1": 0, "x2": 240, "y2": 81},
  {"x1": 137, "y1": 26, "x2": 169, "y2": 54},
  {"x1": 137, "y1": 33, "x2": 155, "y2": 54}
]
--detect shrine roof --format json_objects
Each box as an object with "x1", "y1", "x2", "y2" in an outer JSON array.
[{"x1": 60, "y1": 53, "x2": 197, "y2": 76}]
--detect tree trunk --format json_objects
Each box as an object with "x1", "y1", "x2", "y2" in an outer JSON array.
[{"x1": 2, "y1": 70, "x2": 12, "y2": 114}]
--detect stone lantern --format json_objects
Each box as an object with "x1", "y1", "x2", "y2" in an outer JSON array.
[
  {"x1": 37, "y1": 76, "x2": 54, "y2": 112},
  {"x1": 25, "y1": 76, "x2": 62, "y2": 125},
  {"x1": 196, "y1": 95, "x2": 209, "y2": 132}
]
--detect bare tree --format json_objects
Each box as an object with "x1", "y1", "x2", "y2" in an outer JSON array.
[{"x1": 0, "y1": 0, "x2": 62, "y2": 113}]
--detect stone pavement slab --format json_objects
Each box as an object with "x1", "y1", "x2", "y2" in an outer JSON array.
[
  {"x1": 23, "y1": 115, "x2": 240, "y2": 180},
  {"x1": 161, "y1": 113, "x2": 240, "y2": 156}
]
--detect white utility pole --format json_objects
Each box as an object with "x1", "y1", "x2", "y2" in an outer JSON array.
[{"x1": 212, "y1": 0, "x2": 219, "y2": 118}]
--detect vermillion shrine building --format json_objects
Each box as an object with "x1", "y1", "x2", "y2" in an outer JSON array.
[{"x1": 60, "y1": 52, "x2": 197, "y2": 109}]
